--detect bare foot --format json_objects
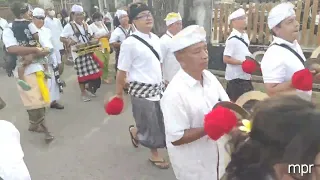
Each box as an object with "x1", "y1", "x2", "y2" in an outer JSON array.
[{"x1": 103, "y1": 79, "x2": 111, "y2": 84}]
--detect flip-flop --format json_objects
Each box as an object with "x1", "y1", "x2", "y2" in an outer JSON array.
[
  {"x1": 17, "y1": 80, "x2": 31, "y2": 91},
  {"x1": 148, "y1": 159, "x2": 170, "y2": 169},
  {"x1": 129, "y1": 125, "x2": 139, "y2": 148}
]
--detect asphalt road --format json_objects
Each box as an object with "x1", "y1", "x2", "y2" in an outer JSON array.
[{"x1": 0, "y1": 64, "x2": 176, "y2": 180}]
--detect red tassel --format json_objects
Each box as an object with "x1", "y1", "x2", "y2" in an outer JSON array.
[
  {"x1": 92, "y1": 53, "x2": 104, "y2": 68},
  {"x1": 204, "y1": 106, "x2": 237, "y2": 140},
  {"x1": 292, "y1": 69, "x2": 313, "y2": 91},
  {"x1": 242, "y1": 59, "x2": 258, "y2": 74},
  {"x1": 105, "y1": 97, "x2": 124, "y2": 115}
]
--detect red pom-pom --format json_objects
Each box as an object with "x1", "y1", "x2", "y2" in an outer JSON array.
[
  {"x1": 92, "y1": 53, "x2": 104, "y2": 68},
  {"x1": 242, "y1": 59, "x2": 258, "y2": 74},
  {"x1": 105, "y1": 97, "x2": 124, "y2": 115},
  {"x1": 292, "y1": 69, "x2": 313, "y2": 91},
  {"x1": 204, "y1": 106, "x2": 237, "y2": 140}
]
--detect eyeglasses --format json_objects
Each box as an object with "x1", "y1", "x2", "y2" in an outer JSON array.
[
  {"x1": 34, "y1": 16, "x2": 45, "y2": 20},
  {"x1": 135, "y1": 12, "x2": 152, "y2": 20}
]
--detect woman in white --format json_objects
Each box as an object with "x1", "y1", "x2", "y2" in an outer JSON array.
[{"x1": 90, "y1": 12, "x2": 112, "y2": 84}]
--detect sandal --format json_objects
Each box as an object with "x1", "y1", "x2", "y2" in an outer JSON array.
[
  {"x1": 148, "y1": 159, "x2": 170, "y2": 169},
  {"x1": 18, "y1": 80, "x2": 31, "y2": 91},
  {"x1": 128, "y1": 125, "x2": 139, "y2": 148}
]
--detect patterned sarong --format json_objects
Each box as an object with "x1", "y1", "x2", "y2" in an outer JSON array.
[{"x1": 74, "y1": 53, "x2": 102, "y2": 83}]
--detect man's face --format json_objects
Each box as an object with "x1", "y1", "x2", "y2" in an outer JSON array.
[
  {"x1": 119, "y1": 14, "x2": 129, "y2": 25},
  {"x1": 74, "y1": 12, "x2": 85, "y2": 23},
  {"x1": 176, "y1": 42, "x2": 209, "y2": 72},
  {"x1": 33, "y1": 16, "x2": 45, "y2": 28},
  {"x1": 170, "y1": 20, "x2": 183, "y2": 33},
  {"x1": 22, "y1": 10, "x2": 32, "y2": 20},
  {"x1": 232, "y1": 15, "x2": 247, "y2": 29},
  {"x1": 273, "y1": 16, "x2": 299, "y2": 42},
  {"x1": 133, "y1": 10, "x2": 153, "y2": 30}
]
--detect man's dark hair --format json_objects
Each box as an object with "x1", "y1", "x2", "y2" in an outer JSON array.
[
  {"x1": 92, "y1": 12, "x2": 103, "y2": 21},
  {"x1": 10, "y1": 2, "x2": 29, "y2": 18}
]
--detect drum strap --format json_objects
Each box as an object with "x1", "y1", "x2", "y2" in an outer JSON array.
[{"x1": 70, "y1": 22, "x2": 90, "y2": 43}]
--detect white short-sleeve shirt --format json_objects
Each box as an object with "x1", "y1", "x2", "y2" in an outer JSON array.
[
  {"x1": 117, "y1": 30, "x2": 163, "y2": 101},
  {"x1": 60, "y1": 22, "x2": 93, "y2": 60},
  {"x1": 44, "y1": 17, "x2": 64, "y2": 50},
  {"x1": 261, "y1": 36, "x2": 312, "y2": 98},
  {"x1": 109, "y1": 26, "x2": 132, "y2": 44},
  {"x1": 160, "y1": 31, "x2": 181, "y2": 82},
  {"x1": 223, "y1": 29, "x2": 252, "y2": 81},
  {"x1": 0, "y1": 120, "x2": 31, "y2": 180},
  {"x1": 90, "y1": 22, "x2": 109, "y2": 37},
  {"x1": 161, "y1": 69, "x2": 230, "y2": 180}
]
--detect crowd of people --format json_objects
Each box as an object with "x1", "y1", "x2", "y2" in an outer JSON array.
[{"x1": 1, "y1": 1, "x2": 320, "y2": 180}]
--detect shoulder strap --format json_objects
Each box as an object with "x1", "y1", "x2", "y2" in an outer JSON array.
[
  {"x1": 119, "y1": 26, "x2": 130, "y2": 38},
  {"x1": 228, "y1": 35, "x2": 248, "y2": 47},
  {"x1": 165, "y1": 33, "x2": 172, "y2": 38},
  {"x1": 131, "y1": 34, "x2": 160, "y2": 61},
  {"x1": 70, "y1": 22, "x2": 80, "y2": 38},
  {"x1": 273, "y1": 43, "x2": 305, "y2": 66}
]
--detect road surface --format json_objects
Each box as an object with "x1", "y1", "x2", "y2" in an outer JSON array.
[{"x1": 0, "y1": 65, "x2": 176, "y2": 180}]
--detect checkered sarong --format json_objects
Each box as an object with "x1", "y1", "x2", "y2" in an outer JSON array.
[
  {"x1": 128, "y1": 81, "x2": 165, "y2": 98},
  {"x1": 74, "y1": 53, "x2": 100, "y2": 79}
]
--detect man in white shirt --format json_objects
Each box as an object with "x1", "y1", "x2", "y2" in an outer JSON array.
[
  {"x1": 0, "y1": 120, "x2": 31, "y2": 180},
  {"x1": 109, "y1": 9, "x2": 132, "y2": 75},
  {"x1": 108, "y1": 2, "x2": 169, "y2": 169},
  {"x1": 160, "y1": 12, "x2": 182, "y2": 84},
  {"x1": 43, "y1": 5, "x2": 65, "y2": 110},
  {"x1": 3, "y1": 2, "x2": 54, "y2": 143},
  {"x1": 161, "y1": 25, "x2": 230, "y2": 180},
  {"x1": 223, "y1": 8, "x2": 253, "y2": 102},
  {"x1": 261, "y1": 2, "x2": 313, "y2": 99},
  {"x1": 0, "y1": 17, "x2": 8, "y2": 38},
  {"x1": 60, "y1": 4, "x2": 102, "y2": 102}
]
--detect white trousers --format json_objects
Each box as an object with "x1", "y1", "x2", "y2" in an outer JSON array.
[{"x1": 47, "y1": 65, "x2": 60, "y2": 103}]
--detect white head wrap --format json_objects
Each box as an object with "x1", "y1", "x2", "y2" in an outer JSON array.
[
  {"x1": 116, "y1": 10, "x2": 128, "y2": 19},
  {"x1": 71, "y1": 4, "x2": 84, "y2": 13},
  {"x1": 32, "y1": 7, "x2": 45, "y2": 17},
  {"x1": 228, "y1": 8, "x2": 246, "y2": 24},
  {"x1": 164, "y1": 12, "x2": 182, "y2": 26},
  {"x1": 169, "y1": 25, "x2": 206, "y2": 53},
  {"x1": 268, "y1": 2, "x2": 295, "y2": 29}
]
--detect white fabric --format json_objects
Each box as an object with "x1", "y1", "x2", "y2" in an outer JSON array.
[
  {"x1": 109, "y1": 26, "x2": 132, "y2": 43},
  {"x1": 160, "y1": 31, "x2": 181, "y2": 82},
  {"x1": 228, "y1": 8, "x2": 246, "y2": 24},
  {"x1": 164, "y1": 12, "x2": 182, "y2": 26},
  {"x1": 261, "y1": 36, "x2": 312, "y2": 99},
  {"x1": 268, "y1": 2, "x2": 295, "y2": 29},
  {"x1": 90, "y1": 22, "x2": 109, "y2": 38},
  {"x1": 32, "y1": 8, "x2": 45, "y2": 17},
  {"x1": 2, "y1": 22, "x2": 43, "y2": 76},
  {"x1": 223, "y1": 29, "x2": 252, "y2": 80},
  {"x1": 0, "y1": 18, "x2": 9, "y2": 40},
  {"x1": 44, "y1": 16, "x2": 64, "y2": 50},
  {"x1": 169, "y1": 25, "x2": 206, "y2": 53},
  {"x1": 115, "y1": 10, "x2": 127, "y2": 19},
  {"x1": 47, "y1": 65, "x2": 60, "y2": 102},
  {"x1": 60, "y1": 22, "x2": 93, "y2": 60},
  {"x1": 71, "y1": 5, "x2": 84, "y2": 13},
  {"x1": 161, "y1": 69, "x2": 230, "y2": 180},
  {"x1": 117, "y1": 30, "x2": 163, "y2": 101},
  {"x1": 0, "y1": 120, "x2": 31, "y2": 180}
]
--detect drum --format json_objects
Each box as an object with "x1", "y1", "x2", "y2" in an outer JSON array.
[{"x1": 73, "y1": 40, "x2": 101, "y2": 56}]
